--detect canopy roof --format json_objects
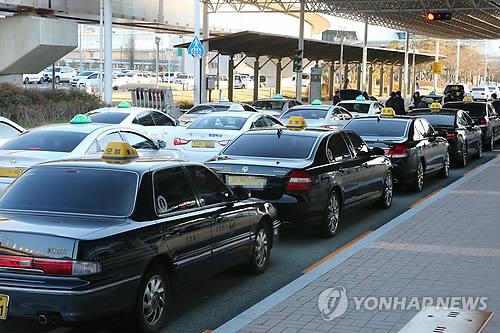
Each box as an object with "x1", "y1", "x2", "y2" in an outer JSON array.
[
  {"x1": 176, "y1": 31, "x2": 435, "y2": 65},
  {"x1": 201, "y1": 0, "x2": 500, "y2": 40}
]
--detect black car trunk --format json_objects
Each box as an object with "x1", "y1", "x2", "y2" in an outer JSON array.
[{"x1": 208, "y1": 158, "x2": 312, "y2": 200}]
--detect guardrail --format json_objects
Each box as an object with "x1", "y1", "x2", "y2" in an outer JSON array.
[{"x1": 129, "y1": 88, "x2": 180, "y2": 118}]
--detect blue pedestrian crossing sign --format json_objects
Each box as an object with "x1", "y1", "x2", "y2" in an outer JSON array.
[{"x1": 187, "y1": 36, "x2": 206, "y2": 58}]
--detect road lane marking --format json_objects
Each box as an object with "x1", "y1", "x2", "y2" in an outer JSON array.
[
  {"x1": 409, "y1": 188, "x2": 443, "y2": 208},
  {"x1": 302, "y1": 231, "x2": 372, "y2": 273}
]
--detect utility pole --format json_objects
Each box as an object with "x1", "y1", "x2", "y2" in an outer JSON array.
[
  {"x1": 433, "y1": 40, "x2": 440, "y2": 92},
  {"x1": 455, "y1": 40, "x2": 460, "y2": 83},
  {"x1": 193, "y1": 0, "x2": 201, "y2": 105},
  {"x1": 360, "y1": 17, "x2": 368, "y2": 93},
  {"x1": 155, "y1": 36, "x2": 160, "y2": 87},
  {"x1": 103, "y1": 0, "x2": 113, "y2": 105},
  {"x1": 296, "y1": 0, "x2": 304, "y2": 101}
]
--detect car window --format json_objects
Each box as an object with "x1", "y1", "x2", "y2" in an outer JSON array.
[
  {"x1": 345, "y1": 132, "x2": 369, "y2": 157},
  {"x1": 121, "y1": 132, "x2": 156, "y2": 150},
  {"x1": 487, "y1": 104, "x2": 497, "y2": 117},
  {"x1": 252, "y1": 101, "x2": 286, "y2": 110},
  {"x1": 186, "y1": 165, "x2": 231, "y2": 206},
  {"x1": 345, "y1": 119, "x2": 409, "y2": 138},
  {"x1": 188, "y1": 116, "x2": 247, "y2": 130},
  {"x1": 456, "y1": 113, "x2": 468, "y2": 127},
  {"x1": 151, "y1": 111, "x2": 175, "y2": 126},
  {"x1": 0, "y1": 122, "x2": 21, "y2": 138},
  {"x1": 252, "y1": 117, "x2": 268, "y2": 128},
  {"x1": 153, "y1": 167, "x2": 198, "y2": 215},
  {"x1": 281, "y1": 108, "x2": 329, "y2": 120},
  {"x1": 420, "y1": 119, "x2": 434, "y2": 136},
  {"x1": 337, "y1": 103, "x2": 371, "y2": 114},
  {"x1": 327, "y1": 133, "x2": 351, "y2": 162},
  {"x1": 133, "y1": 112, "x2": 155, "y2": 126},
  {"x1": 264, "y1": 117, "x2": 282, "y2": 127},
  {"x1": 88, "y1": 112, "x2": 129, "y2": 124},
  {"x1": 97, "y1": 132, "x2": 123, "y2": 151},
  {"x1": 443, "y1": 103, "x2": 486, "y2": 119},
  {"x1": 414, "y1": 120, "x2": 426, "y2": 140},
  {"x1": 242, "y1": 105, "x2": 257, "y2": 112},
  {"x1": 462, "y1": 112, "x2": 474, "y2": 126},
  {"x1": 0, "y1": 130, "x2": 88, "y2": 152},
  {"x1": 88, "y1": 74, "x2": 98, "y2": 79}
]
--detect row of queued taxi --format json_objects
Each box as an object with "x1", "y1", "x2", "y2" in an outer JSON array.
[{"x1": 0, "y1": 142, "x2": 280, "y2": 332}]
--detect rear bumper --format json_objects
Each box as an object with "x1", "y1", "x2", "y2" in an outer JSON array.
[
  {"x1": 389, "y1": 156, "x2": 417, "y2": 183},
  {"x1": 0, "y1": 275, "x2": 141, "y2": 322},
  {"x1": 270, "y1": 193, "x2": 323, "y2": 226}
]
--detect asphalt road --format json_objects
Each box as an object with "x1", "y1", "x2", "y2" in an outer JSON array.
[{"x1": 2, "y1": 148, "x2": 498, "y2": 333}]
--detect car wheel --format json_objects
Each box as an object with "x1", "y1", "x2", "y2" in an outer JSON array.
[
  {"x1": 377, "y1": 171, "x2": 393, "y2": 209},
  {"x1": 241, "y1": 84, "x2": 246, "y2": 89},
  {"x1": 485, "y1": 133, "x2": 494, "y2": 151},
  {"x1": 320, "y1": 191, "x2": 341, "y2": 237},
  {"x1": 440, "y1": 151, "x2": 450, "y2": 178},
  {"x1": 458, "y1": 143, "x2": 467, "y2": 167},
  {"x1": 473, "y1": 141, "x2": 483, "y2": 159},
  {"x1": 247, "y1": 223, "x2": 271, "y2": 274},
  {"x1": 38, "y1": 77, "x2": 44, "y2": 84},
  {"x1": 412, "y1": 160, "x2": 424, "y2": 192},
  {"x1": 23, "y1": 77, "x2": 29, "y2": 84},
  {"x1": 134, "y1": 265, "x2": 170, "y2": 333}
]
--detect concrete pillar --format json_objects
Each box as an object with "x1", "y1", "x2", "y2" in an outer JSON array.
[
  {"x1": 228, "y1": 56, "x2": 234, "y2": 101},
  {"x1": 456, "y1": 40, "x2": 460, "y2": 83},
  {"x1": 379, "y1": 64, "x2": 384, "y2": 97},
  {"x1": 434, "y1": 40, "x2": 440, "y2": 92},
  {"x1": 389, "y1": 65, "x2": 394, "y2": 94},
  {"x1": 403, "y1": 31, "x2": 409, "y2": 99},
  {"x1": 368, "y1": 65, "x2": 373, "y2": 96},
  {"x1": 296, "y1": 0, "x2": 305, "y2": 100},
  {"x1": 329, "y1": 62, "x2": 335, "y2": 100},
  {"x1": 361, "y1": 18, "x2": 369, "y2": 92},
  {"x1": 253, "y1": 58, "x2": 259, "y2": 101},
  {"x1": 194, "y1": 0, "x2": 201, "y2": 105},
  {"x1": 103, "y1": 0, "x2": 113, "y2": 105},
  {"x1": 398, "y1": 66, "x2": 403, "y2": 92},
  {"x1": 201, "y1": 3, "x2": 209, "y2": 103},
  {"x1": 356, "y1": 65, "x2": 361, "y2": 90},
  {"x1": 343, "y1": 64, "x2": 349, "y2": 88},
  {"x1": 276, "y1": 58, "x2": 282, "y2": 94}
]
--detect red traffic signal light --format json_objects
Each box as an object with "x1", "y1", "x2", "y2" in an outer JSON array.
[{"x1": 424, "y1": 11, "x2": 452, "y2": 22}]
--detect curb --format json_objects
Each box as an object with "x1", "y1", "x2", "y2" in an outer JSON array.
[{"x1": 214, "y1": 156, "x2": 498, "y2": 333}]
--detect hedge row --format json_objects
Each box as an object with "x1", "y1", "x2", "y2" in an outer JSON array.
[{"x1": 0, "y1": 84, "x2": 102, "y2": 128}]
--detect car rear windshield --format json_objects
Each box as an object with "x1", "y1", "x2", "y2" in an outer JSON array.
[
  {"x1": 79, "y1": 71, "x2": 95, "y2": 77},
  {"x1": 444, "y1": 85, "x2": 465, "y2": 94},
  {"x1": 89, "y1": 112, "x2": 129, "y2": 124},
  {"x1": 410, "y1": 114, "x2": 455, "y2": 127},
  {"x1": 281, "y1": 108, "x2": 328, "y2": 120},
  {"x1": 337, "y1": 103, "x2": 371, "y2": 114},
  {"x1": 189, "y1": 105, "x2": 230, "y2": 114},
  {"x1": 188, "y1": 116, "x2": 247, "y2": 130},
  {"x1": 252, "y1": 101, "x2": 286, "y2": 111},
  {"x1": 0, "y1": 130, "x2": 88, "y2": 152},
  {"x1": 345, "y1": 119, "x2": 409, "y2": 137},
  {"x1": 0, "y1": 167, "x2": 138, "y2": 216},
  {"x1": 472, "y1": 88, "x2": 485, "y2": 91},
  {"x1": 443, "y1": 103, "x2": 486, "y2": 118},
  {"x1": 223, "y1": 132, "x2": 317, "y2": 159}
]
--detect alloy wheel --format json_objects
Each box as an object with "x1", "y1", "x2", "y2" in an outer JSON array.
[
  {"x1": 416, "y1": 162, "x2": 424, "y2": 191},
  {"x1": 384, "y1": 173, "x2": 394, "y2": 207},
  {"x1": 254, "y1": 228, "x2": 269, "y2": 268},
  {"x1": 142, "y1": 275, "x2": 166, "y2": 327},
  {"x1": 443, "y1": 152, "x2": 450, "y2": 178},
  {"x1": 327, "y1": 193, "x2": 340, "y2": 234}
]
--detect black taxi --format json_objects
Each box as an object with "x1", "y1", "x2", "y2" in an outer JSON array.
[{"x1": 0, "y1": 142, "x2": 279, "y2": 333}]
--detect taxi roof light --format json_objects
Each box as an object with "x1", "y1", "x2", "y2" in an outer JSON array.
[
  {"x1": 117, "y1": 101, "x2": 131, "y2": 108},
  {"x1": 70, "y1": 114, "x2": 92, "y2": 124},
  {"x1": 430, "y1": 102, "x2": 442, "y2": 112},
  {"x1": 379, "y1": 107, "x2": 396, "y2": 118},
  {"x1": 287, "y1": 116, "x2": 307, "y2": 131},
  {"x1": 274, "y1": 93, "x2": 284, "y2": 99},
  {"x1": 463, "y1": 95, "x2": 473, "y2": 103},
  {"x1": 102, "y1": 142, "x2": 138, "y2": 163},
  {"x1": 355, "y1": 95, "x2": 366, "y2": 101},
  {"x1": 311, "y1": 99, "x2": 322, "y2": 105}
]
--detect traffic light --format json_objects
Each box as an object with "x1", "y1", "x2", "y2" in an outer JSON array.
[
  {"x1": 424, "y1": 11, "x2": 452, "y2": 22},
  {"x1": 293, "y1": 49, "x2": 303, "y2": 73}
]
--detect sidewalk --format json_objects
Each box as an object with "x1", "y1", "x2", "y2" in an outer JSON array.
[{"x1": 215, "y1": 156, "x2": 500, "y2": 333}]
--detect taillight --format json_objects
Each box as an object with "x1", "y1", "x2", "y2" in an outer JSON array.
[
  {"x1": 286, "y1": 170, "x2": 313, "y2": 191},
  {"x1": 480, "y1": 118, "x2": 488, "y2": 126},
  {"x1": 385, "y1": 144, "x2": 409, "y2": 158},
  {"x1": 173, "y1": 137, "x2": 189, "y2": 145},
  {"x1": 218, "y1": 140, "x2": 230, "y2": 146},
  {"x1": 446, "y1": 131, "x2": 459, "y2": 141},
  {"x1": 0, "y1": 255, "x2": 101, "y2": 276}
]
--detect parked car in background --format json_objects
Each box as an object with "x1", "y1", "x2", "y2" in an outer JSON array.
[
  {"x1": 72, "y1": 70, "x2": 98, "y2": 87},
  {"x1": 43, "y1": 66, "x2": 77, "y2": 84},
  {"x1": 22, "y1": 71, "x2": 45, "y2": 84},
  {"x1": 174, "y1": 111, "x2": 283, "y2": 162},
  {"x1": 280, "y1": 103, "x2": 352, "y2": 130},
  {"x1": 83, "y1": 73, "x2": 126, "y2": 92},
  {"x1": 234, "y1": 74, "x2": 254, "y2": 89},
  {"x1": 408, "y1": 108, "x2": 482, "y2": 167},
  {"x1": 178, "y1": 102, "x2": 258, "y2": 126},
  {"x1": 251, "y1": 97, "x2": 302, "y2": 118},
  {"x1": 0, "y1": 116, "x2": 24, "y2": 146},
  {"x1": 336, "y1": 100, "x2": 384, "y2": 118},
  {"x1": 488, "y1": 85, "x2": 499, "y2": 96},
  {"x1": 471, "y1": 87, "x2": 492, "y2": 101},
  {"x1": 207, "y1": 128, "x2": 394, "y2": 237},
  {"x1": 174, "y1": 73, "x2": 194, "y2": 87},
  {"x1": 443, "y1": 84, "x2": 470, "y2": 102}
]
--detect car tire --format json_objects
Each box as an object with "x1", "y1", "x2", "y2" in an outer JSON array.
[
  {"x1": 38, "y1": 77, "x2": 44, "y2": 84},
  {"x1": 134, "y1": 265, "x2": 170, "y2": 333},
  {"x1": 457, "y1": 143, "x2": 467, "y2": 168},
  {"x1": 412, "y1": 160, "x2": 425, "y2": 192},
  {"x1": 241, "y1": 84, "x2": 246, "y2": 89},
  {"x1": 23, "y1": 77, "x2": 29, "y2": 84},
  {"x1": 439, "y1": 151, "x2": 450, "y2": 179},
  {"x1": 320, "y1": 191, "x2": 341, "y2": 238},
  {"x1": 485, "y1": 133, "x2": 494, "y2": 151},
  {"x1": 377, "y1": 171, "x2": 393, "y2": 209},
  {"x1": 473, "y1": 141, "x2": 483, "y2": 159},
  {"x1": 247, "y1": 223, "x2": 271, "y2": 274}
]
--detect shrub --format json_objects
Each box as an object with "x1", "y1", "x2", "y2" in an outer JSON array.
[{"x1": 0, "y1": 84, "x2": 102, "y2": 128}]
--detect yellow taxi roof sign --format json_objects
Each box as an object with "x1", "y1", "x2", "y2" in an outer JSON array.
[
  {"x1": 463, "y1": 95, "x2": 473, "y2": 103},
  {"x1": 102, "y1": 142, "x2": 138, "y2": 162},
  {"x1": 430, "y1": 102, "x2": 442, "y2": 112},
  {"x1": 287, "y1": 116, "x2": 307, "y2": 131},
  {"x1": 380, "y1": 107, "x2": 396, "y2": 118}
]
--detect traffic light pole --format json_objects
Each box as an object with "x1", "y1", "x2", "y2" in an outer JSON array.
[
  {"x1": 296, "y1": 0, "x2": 304, "y2": 102},
  {"x1": 194, "y1": 0, "x2": 201, "y2": 105},
  {"x1": 360, "y1": 17, "x2": 368, "y2": 93},
  {"x1": 433, "y1": 40, "x2": 439, "y2": 92}
]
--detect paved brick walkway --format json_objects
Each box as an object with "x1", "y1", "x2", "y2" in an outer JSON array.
[{"x1": 215, "y1": 157, "x2": 500, "y2": 333}]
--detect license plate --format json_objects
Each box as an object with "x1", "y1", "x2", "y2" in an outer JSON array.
[
  {"x1": 226, "y1": 176, "x2": 267, "y2": 188},
  {"x1": 0, "y1": 294, "x2": 9, "y2": 320},
  {"x1": 191, "y1": 140, "x2": 215, "y2": 148},
  {"x1": 0, "y1": 167, "x2": 25, "y2": 178}
]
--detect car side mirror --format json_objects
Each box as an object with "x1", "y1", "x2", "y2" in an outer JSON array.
[
  {"x1": 231, "y1": 186, "x2": 251, "y2": 201},
  {"x1": 369, "y1": 147, "x2": 385, "y2": 156},
  {"x1": 157, "y1": 139, "x2": 167, "y2": 149}
]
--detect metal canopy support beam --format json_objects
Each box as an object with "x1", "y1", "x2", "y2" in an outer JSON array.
[
  {"x1": 361, "y1": 17, "x2": 368, "y2": 92},
  {"x1": 296, "y1": 0, "x2": 304, "y2": 101},
  {"x1": 368, "y1": 65, "x2": 373, "y2": 96},
  {"x1": 339, "y1": 37, "x2": 344, "y2": 85},
  {"x1": 201, "y1": 2, "x2": 209, "y2": 103},
  {"x1": 194, "y1": 0, "x2": 201, "y2": 105},
  {"x1": 276, "y1": 58, "x2": 282, "y2": 94},
  {"x1": 412, "y1": 46, "x2": 416, "y2": 95},
  {"x1": 343, "y1": 64, "x2": 349, "y2": 88},
  {"x1": 329, "y1": 62, "x2": 335, "y2": 100},
  {"x1": 456, "y1": 40, "x2": 460, "y2": 83},
  {"x1": 103, "y1": 0, "x2": 112, "y2": 105},
  {"x1": 356, "y1": 64, "x2": 361, "y2": 90},
  {"x1": 228, "y1": 56, "x2": 234, "y2": 101},
  {"x1": 434, "y1": 40, "x2": 440, "y2": 92},
  {"x1": 253, "y1": 58, "x2": 259, "y2": 101},
  {"x1": 398, "y1": 66, "x2": 403, "y2": 93},
  {"x1": 403, "y1": 32, "x2": 409, "y2": 99},
  {"x1": 389, "y1": 65, "x2": 394, "y2": 94},
  {"x1": 379, "y1": 64, "x2": 384, "y2": 97}
]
